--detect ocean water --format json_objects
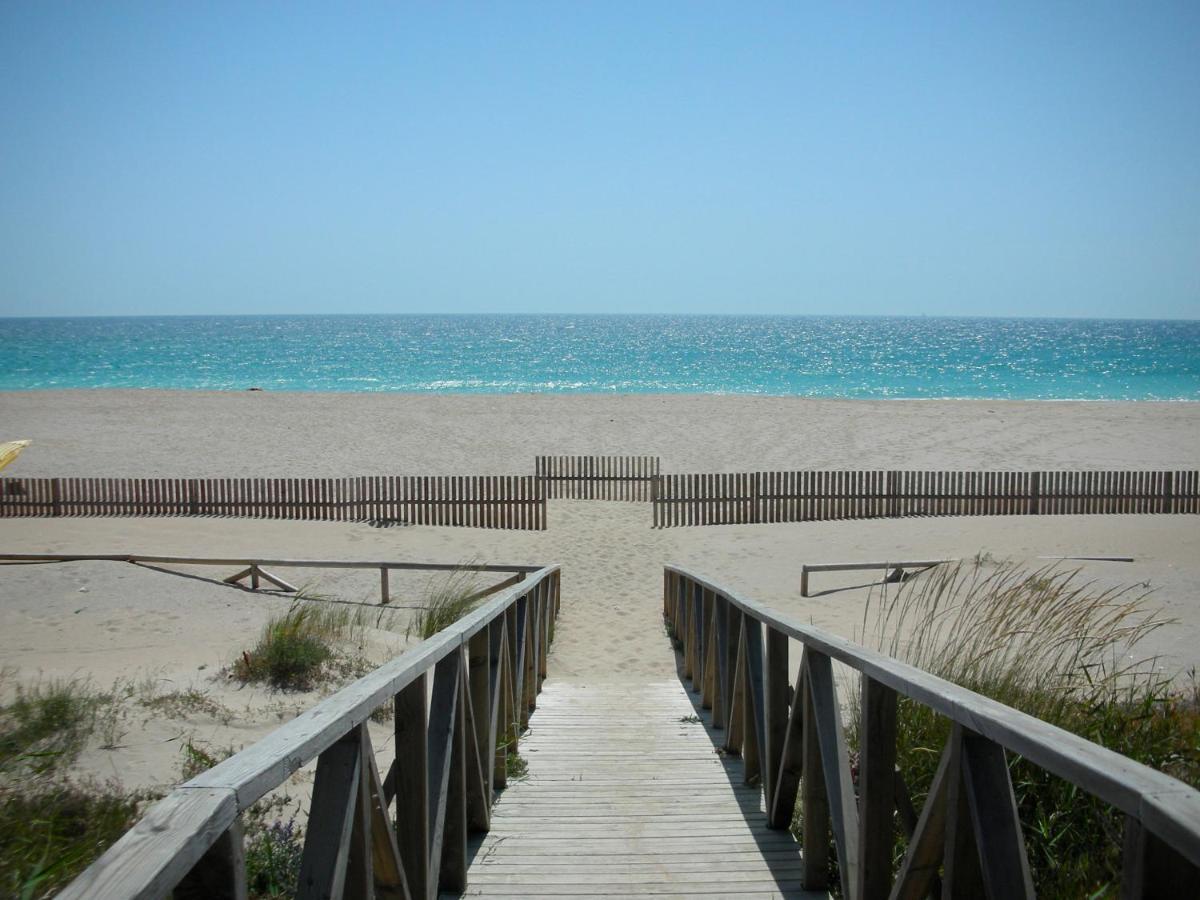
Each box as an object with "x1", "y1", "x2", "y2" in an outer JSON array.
[{"x1": 1, "y1": 315, "x2": 1197, "y2": 399}]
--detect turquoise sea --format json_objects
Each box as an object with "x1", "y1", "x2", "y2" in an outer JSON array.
[{"x1": 1, "y1": 315, "x2": 1197, "y2": 399}]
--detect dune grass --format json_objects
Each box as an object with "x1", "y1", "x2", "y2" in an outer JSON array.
[
  {"x1": 232, "y1": 596, "x2": 404, "y2": 691},
  {"x1": 406, "y1": 567, "x2": 484, "y2": 640},
  {"x1": 843, "y1": 559, "x2": 1195, "y2": 897},
  {"x1": 0, "y1": 679, "x2": 99, "y2": 777},
  {"x1": 0, "y1": 678, "x2": 154, "y2": 898}
]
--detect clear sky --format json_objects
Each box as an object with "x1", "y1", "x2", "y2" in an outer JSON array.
[{"x1": 1, "y1": 2, "x2": 1197, "y2": 319}]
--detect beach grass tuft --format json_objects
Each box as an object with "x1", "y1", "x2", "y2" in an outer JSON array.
[
  {"x1": 842, "y1": 559, "x2": 1196, "y2": 896},
  {"x1": 0, "y1": 679, "x2": 102, "y2": 776},
  {"x1": 406, "y1": 567, "x2": 483, "y2": 640}
]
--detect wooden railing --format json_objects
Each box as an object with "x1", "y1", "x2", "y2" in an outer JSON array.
[
  {"x1": 663, "y1": 565, "x2": 1200, "y2": 898},
  {"x1": 535, "y1": 455, "x2": 661, "y2": 501},
  {"x1": 653, "y1": 469, "x2": 1200, "y2": 527},
  {"x1": 0, "y1": 474, "x2": 546, "y2": 530},
  {"x1": 60, "y1": 565, "x2": 561, "y2": 899},
  {"x1": 0, "y1": 554, "x2": 542, "y2": 605}
]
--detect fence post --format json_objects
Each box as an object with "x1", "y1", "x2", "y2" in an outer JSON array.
[
  {"x1": 51, "y1": 478, "x2": 62, "y2": 517},
  {"x1": 1030, "y1": 471, "x2": 1041, "y2": 515}
]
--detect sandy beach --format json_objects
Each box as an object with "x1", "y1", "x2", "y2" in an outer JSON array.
[{"x1": 1, "y1": 390, "x2": 1199, "y2": 795}]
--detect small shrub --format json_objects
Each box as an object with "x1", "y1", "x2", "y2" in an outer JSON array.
[
  {"x1": 234, "y1": 603, "x2": 340, "y2": 690},
  {"x1": 407, "y1": 568, "x2": 483, "y2": 640}
]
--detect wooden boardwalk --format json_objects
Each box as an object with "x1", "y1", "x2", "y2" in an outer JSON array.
[{"x1": 457, "y1": 680, "x2": 823, "y2": 898}]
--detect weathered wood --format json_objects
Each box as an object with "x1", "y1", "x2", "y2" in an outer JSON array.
[
  {"x1": 800, "y1": 559, "x2": 955, "y2": 596},
  {"x1": 57, "y1": 789, "x2": 238, "y2": 900},
  {"x1": 345, "y1": 726, "x2": 374, "y2": 900},
  {"x1": 961, "y1": 732, "x2": 1034, "y2": 899},
  {"x1": 440, "y1": 654, "x2": 468, "y2": 894},
  {"x1": 466, "y1": 628, "x2": 492, "y2": 832},
  {"x1": 800, "y1": 653, "x2": 830, "y2": 890},
  {"x1": 649, "y1": 469, "x2": 1199, "y2": 527},
  {"x1": 393, "y1": 674, "x2": 428, "y2": 900},
  {"x1": 890, "y1": 735, "x2": 954, "y2": 900},
  {"x1": 666, "y1": 565, "x2": 1200, "y2": 869},
  {"x1": 426, "y1": 653, "x2": 461, "y2": 896},
  {"x1": 858, "y1": 676, "x2": 897, "y2": 900},
  {"x1": 1122, "y1": 813, "x2": 1200, "y2": 900},
  {"x1": 807, "y1": 650, "x2": 860, "y2": 898},
  {"x1": 943, "y1": 726, "x2": 985, "y2": 898},
  {"x1": 166, "y1": 815, "x2": 247, "y2": 900},
  {"x1": 768, "y1": 662, "x2": 806, "y2": 829},
  {"x1": 763, "y1": 625, "x2": 788, "y2": 816},
  {"x1": 0, "y1": 552, "x2": 541, "y2": 574},
  {"x1": 740, "y1": 623, "x2": 764, "y2": 787},
  {"x1": 297, "y1": 730, "x2": 362, "y2": 900}
]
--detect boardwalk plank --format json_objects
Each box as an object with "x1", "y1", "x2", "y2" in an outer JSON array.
[{"x1": 463, "y1": 681, "x2": 824, "y2": 898}]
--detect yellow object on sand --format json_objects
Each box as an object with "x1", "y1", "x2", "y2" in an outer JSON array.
[{"x1": 0, "y1": 440, "x2": 30, "y2": 473}]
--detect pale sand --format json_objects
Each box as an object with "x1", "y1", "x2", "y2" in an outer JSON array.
[{"x1": 1, "y1": 391, "x2": 1198, "y2": 795}]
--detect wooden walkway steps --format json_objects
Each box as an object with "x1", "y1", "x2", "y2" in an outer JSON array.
[{"x1": 456, "y1": 680, "x2": 824, "y2": 899}]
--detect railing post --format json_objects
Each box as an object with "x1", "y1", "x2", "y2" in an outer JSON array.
[
  {"x1": 806, "y1": 650, "x2": 859, "y2": 898},
  {"x1": 701, "y1": 590, "x2": 716, "y2": 709},
  {"x1": 426, "y1": 652, "x2": 463, "y2": 895},
  {"x1": 380, "y1": 567, "x2": 390, "y2": 604},
  {"x1": 763, "y1": 625, "x2": 788, "y2": 816},
  {"x1": 943, "y1": 725, "x2": 985, "y2": 898},
  {"x1": 467, "y1": 628, "x2": 492, "y2": 832},
  {"x1": 1122, "y1": 814, "x2": 1200, "y2": 899},
  {"x1": 297, "y1": 727, "x2": 364, "y2": 900},
  {"x1": 711, "y1": 593, "x2": 730, "y2": 729},
  {"x1": 394, "y1": 674, "x2": 428, "y2": 900},
  {"x1": 175, "y1": 821, "x2": 247, "y2": 900},
  {"x1": 691, "y1": 581, "x2": 704, "y2": 692},
  {"x1": 801, "y1": 652, "x2": 830, "y2": 889},
  {"x1": 858, "y1": 676, "x2": 897, "y2": 900}
]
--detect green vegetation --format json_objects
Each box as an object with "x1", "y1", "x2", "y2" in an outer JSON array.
[
  {"x1": 0, "y1": 679, "x2": 154, "y2": 898},
  {"x1": 0, "y1": 779, "x2": 151, "y2": 899},
  {"x1": 505, "y1": 747, "x2": 529, "y2": 781},
  {"x1": 181, "y1": 741, "x2": 305, "y2": 899},
  {"x1": 232, "y1": 590, "x2": 414, "y2": 691},
  {"x1": 0, "y1": 680, "x2": 98, "y2": 776},
  {"x1": 406, "y1": 568, "x2": 483, "y2": 640},
  {"x1": 495, "y1": 726, "x2": 529, "y2": 782},
  {"x1": 233, "y1": 603, "x2": 337, "y2": 690},
  {"x1": 840, "y1": 559, "x2": 1196, "y2": 897}
]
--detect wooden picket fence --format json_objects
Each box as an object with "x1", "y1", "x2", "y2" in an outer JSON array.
[
  {"x1": 652, "y1": 469, "x2": 1200, "y2": 527},
  {"x1": 0, "y1": 475, "x2": 546, "y2": 530},
  {"x1": 535, "y1": 455, "x2": 661, "y2": 501}
]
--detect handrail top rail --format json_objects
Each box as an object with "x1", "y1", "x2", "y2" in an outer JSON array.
[
  {"x1": 186, "y1": 563, "x2": 559, "y2": 808},
  {"x1": 665, "y1": 563, "x2": 1200, "y2": 864},
  {"x1": 0, "y1": 553, "x2": 542, "y2": 573}
]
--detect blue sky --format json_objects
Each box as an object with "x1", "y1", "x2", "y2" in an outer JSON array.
[{"x1": 1, "y1": 2, "x2": 1197, "y2": 318}]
